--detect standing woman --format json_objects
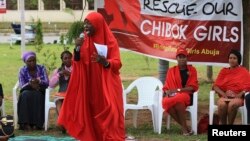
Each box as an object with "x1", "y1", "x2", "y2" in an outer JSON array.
[
  {"x1": 162, "y1": 48, "x2": 198, "y2": 136},
  {"x1": 18, "y1": 51, "x2": 49, "y2": 130},
  {"x1": 213, "y1": 49, "x2": 250, "y2": 125},
  {"x1": 58, "y1": 12, "x2": 125, "y2": 141}
]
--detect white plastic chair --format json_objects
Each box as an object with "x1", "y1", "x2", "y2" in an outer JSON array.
[
  {"x1": 209, "y1": 90, "x2": 247, "y2": 125},
  {"x1": 12, "y1": 81, "x2": 56, "y2": 130},
  {"x1": 44, "y1": 87, "x2": 56, "y2": 131},
  {"x1": 123, "y1": 77, "x2": 163, "y2": 132},
  {"x1": 157, "y1": 91, "x2": 198, "y2": 135},
  {"x1": 12, "y1": 81, "x2": 20, "y2": 129}
]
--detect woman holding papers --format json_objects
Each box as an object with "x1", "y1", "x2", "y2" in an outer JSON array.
[
  {"x1": 58, "y1": 12, "x2": 125, "y2": 141},
  {"x1": 162, "y1": 48, "x2": 198, "y2": 136},
  {"x1": 213, "y1": 49, "x2": 250, "y2": 125}
]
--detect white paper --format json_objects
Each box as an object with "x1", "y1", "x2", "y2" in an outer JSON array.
[{"x1": 94, "y1": 43, "x2": 108, "y2": 58}]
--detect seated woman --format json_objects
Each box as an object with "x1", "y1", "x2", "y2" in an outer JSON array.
[
  {"x1": 18, "y1": 51, "x2": 49, "y2": 130},
  {"x1": 213, "y1": 49, "x2": 250, "y2": 125},
  {"x1": 162, "y1": 48, "x2": 198, "y2": 136},
  {"x1": 49, "y1": 50, "x2": 72, "y2": 116}
]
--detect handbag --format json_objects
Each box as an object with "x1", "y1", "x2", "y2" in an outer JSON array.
[
  {"x1": 0, "y1": 115, "x2": 14, "y2": 137},
  {"x1": 198, "y1": 113, "x2": 219, "y2": 134}
]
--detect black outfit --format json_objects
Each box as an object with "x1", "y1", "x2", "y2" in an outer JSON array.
[
  {"x1": 57, "y1": 67, "x2": 70, "y2": 92},
  {"x1": 245, "y1": 94, "x2": 250, "y2": 124},
  {"x1": 0, "y1": 84, "x2": 3, "y2": 98},
  {"x1": 18, "y1": 83, "x2": 48, "y2": 129},
  {"x1": 180, "y1": 69, "x2": 193, "y2": 105}
]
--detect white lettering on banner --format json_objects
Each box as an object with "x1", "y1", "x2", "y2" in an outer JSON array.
[
  {"x1": 193, "y1": 26, "x2": 239, "y2": 42},
  {"x1": 140, "y1": 20, "x2": 187, "y2": 39},
  {"x1": 140, "y1": 20, "x2": 239, "y2": 43},
  {"x1": 212, "y1": 129, "x2": 246, "y2": 136}
]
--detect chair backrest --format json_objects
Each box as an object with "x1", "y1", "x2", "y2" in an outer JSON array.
[
  {"x1": 45, "y1": 87, "x2": 54, "y2": 104},
  {"x1": 12, "y1": 81, "x2": 20, "y2": 129},
  {"x1": 124, "y1": 77, "x2": 163, "y2": 105}
]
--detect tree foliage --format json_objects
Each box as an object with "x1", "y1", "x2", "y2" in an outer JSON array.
[{"x1": 34, "y1": 19, "x2": 43, "y2": 52}]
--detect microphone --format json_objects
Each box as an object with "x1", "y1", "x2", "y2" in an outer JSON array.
[
  {"x1": 75, "y1": 33, "x2": 84, "y2": 51},
  {"x1": 74, "y1": 33, "x2": 84, "y2": 61}
]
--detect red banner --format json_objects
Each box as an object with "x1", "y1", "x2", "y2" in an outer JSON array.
[
  {"x1": 96, "y1": 0, "x2": 243, "y2": 65},
  {"x1": 0, "y1": 0, "x2": 6, "y2": 13}
]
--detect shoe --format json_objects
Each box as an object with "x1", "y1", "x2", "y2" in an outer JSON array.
[
  {"x1": 125, "y1": 135, "x2": 135, "y2": 140},
  {"x1": 61, "y1": 128, "x2": 66, "y2": 134},
  {"x1": 19, "y1": 124, "x2": 25, "y2": 130},
  {"x1": 182, "y1": 130, "x2": 194, "y2": 136}
]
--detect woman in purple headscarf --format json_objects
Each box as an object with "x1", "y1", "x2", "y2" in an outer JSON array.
[{"x1": 18, "y1": 51, "x2": 49, "y2": 130}]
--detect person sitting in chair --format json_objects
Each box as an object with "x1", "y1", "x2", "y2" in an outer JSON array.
[
  {"x1": 162, "y1": 48, "x2": 198, "y2": 136},
  {"x1": 18, "y1": 51, "x2": 49, "y2": 130},
  {"x1": 49, "y1": 51, "x2": 72, "y2": 116},
  {"x1": 213, "y1": 49, "x2": 250, "y2": 125}
]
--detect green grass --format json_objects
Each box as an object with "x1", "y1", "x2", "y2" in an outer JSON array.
[{"x1": 0, "y1": 43, "x2": 224, "y2": 140}]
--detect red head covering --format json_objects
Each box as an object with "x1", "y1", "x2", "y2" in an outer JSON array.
[
  {"x1": 85, "y1": 12, "x2": 116, "y2": 45},
  {"x1": 176, "y1": 48, "x2": 188, "y2": 57}
]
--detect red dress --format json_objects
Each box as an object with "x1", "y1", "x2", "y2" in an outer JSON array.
[
  {"x1": 214, "y1": 66, "x2": 250, "y2": 103},
  {"x1": 162, "y1": 65, "x2": 198, "y2": 112},
  {"x1": 58, "y1": 12, "x2": 125, "y2": 141}
]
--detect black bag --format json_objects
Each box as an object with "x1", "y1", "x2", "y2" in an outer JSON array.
[{"x1": 0, "y1": 115, "x2": 14, "y2": 137}]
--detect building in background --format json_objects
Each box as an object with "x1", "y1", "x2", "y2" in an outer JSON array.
[{"x1": 0, "y1": 0, "x2": 94, "y2": 22}]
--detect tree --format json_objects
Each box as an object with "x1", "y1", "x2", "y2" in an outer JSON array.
[
  {"x1": 243, "y1": 0, "x2": 250, "y2": 69},
  {"x1": 158, "y1": 59, "x2": 169, "y2": 84}
]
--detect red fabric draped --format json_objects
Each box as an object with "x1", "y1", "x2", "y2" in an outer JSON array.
[
  {"x1": 58, "y1": 12, "x2": 125, "y2": 141},
  {"x1": 214, "y1": 66, "x2": 250, "y2": 94},
  {"x1": 162, "y1": 65, "x2": 198, "y2": 112}
]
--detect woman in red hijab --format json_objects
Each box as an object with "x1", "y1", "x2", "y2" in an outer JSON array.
[
  {"x1": 58, "y1": 12, "x2": 125, "y2": 141},
  {"x1": 213, "y1": 49, "x2": 250, "y2": 125},
  {"x1": 162, "y1": 48, "x2": 198, "y2": 136}
]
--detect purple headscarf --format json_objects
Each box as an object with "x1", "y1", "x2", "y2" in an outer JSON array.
[{"x1": 22, "y1": 51, "x2": 36, "y2": 62}]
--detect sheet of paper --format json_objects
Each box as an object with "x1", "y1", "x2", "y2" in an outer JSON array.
[{"x1": 94, "y1": 43, "x2": 108, "y2": 58}]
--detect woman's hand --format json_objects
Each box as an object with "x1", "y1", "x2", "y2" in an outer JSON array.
[
  {"x1": 235, "y1": 91, "x2": 245, "y2": 99},
  {"x1": 225, "y1": 90, "x2": 236, "y2": 98},
  {"x1": 91, "y1": 53, "x2": 109, "y2": 67},
  {"x1": 30, "y1": 78, "x2": 40, "y2": 90},
  {"x1": 75, "y1": 38, "x2": 83, "y2": 47},
  {"x1": 59, "y1": 70, "x2": 71, "y2": 77},
  {"x1": 164, "y1": 89, "x2": 177, "y2": 97}
]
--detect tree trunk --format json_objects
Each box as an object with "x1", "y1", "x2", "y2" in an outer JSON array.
[
  {"x1": 158, "y1": 59, "x2": 169, "y2": 84},
  {"x1": 243, "y1": 0, "x2": 250, "y2": 69},
  {"x1": 206, "y1": 66, "x2": 213, "y2": 83}
]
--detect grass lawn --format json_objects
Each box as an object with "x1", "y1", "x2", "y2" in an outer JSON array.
[{"x1": 0, "y1": 43, "x2": 229, "y2": 141}]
